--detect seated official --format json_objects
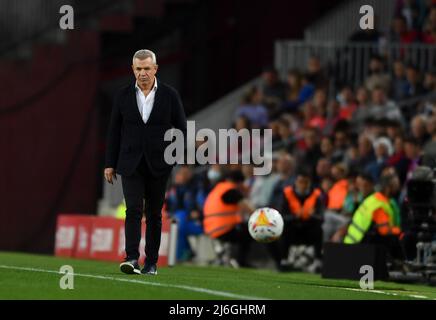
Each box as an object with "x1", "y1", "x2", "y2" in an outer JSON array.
[
  {"x1": 271, "y1": 168, "x2": 324, "y2": 271},
  {"x1": 344, "y1": 173, "x2": 403, "y2": 260},
  {"x1": 203, "y1": 170, "x2": 254, "y2": 268}
]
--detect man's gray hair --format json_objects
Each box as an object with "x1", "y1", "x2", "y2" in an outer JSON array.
[{"x1": 132, "y1": 49, "x2": 157, "y2": 64}]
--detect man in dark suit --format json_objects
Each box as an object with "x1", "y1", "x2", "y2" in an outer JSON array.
[{"x1": 104, "y1": 49, "x2": 186, "y2": 275}]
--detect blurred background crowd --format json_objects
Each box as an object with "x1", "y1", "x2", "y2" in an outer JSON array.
[{"x1": 162, "y1": 0, "x2": 436, "y2": 271}]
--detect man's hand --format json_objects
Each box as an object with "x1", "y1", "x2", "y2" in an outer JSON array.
[{"x1": 104, "y1": 168, "x2": 117, "y2": 184}]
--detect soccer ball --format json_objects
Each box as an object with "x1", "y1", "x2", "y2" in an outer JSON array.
[{"x1": 248, "y1": 207, "x2": 284, "y2": 243}]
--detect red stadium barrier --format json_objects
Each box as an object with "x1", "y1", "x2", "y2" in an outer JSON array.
[{"x1": 55, "y1": 214, "x2": 171, "y2": 266}]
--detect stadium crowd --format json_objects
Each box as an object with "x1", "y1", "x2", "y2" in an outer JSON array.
[{"x1": 163, "y1": 1, "x2": 436, "y2": 272}]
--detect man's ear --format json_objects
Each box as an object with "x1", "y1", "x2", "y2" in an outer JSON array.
[{"x1": 155, "y1": 64, "x2": 159, "y2": 72}]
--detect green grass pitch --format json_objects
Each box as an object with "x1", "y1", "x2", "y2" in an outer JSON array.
[{"x1": 0, "y1": 252, "x2": 436, "y2": 300}]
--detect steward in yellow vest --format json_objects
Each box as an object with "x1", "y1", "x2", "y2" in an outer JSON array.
[{"x1": 344, "y1": 173, "x2": 402, "y2": 245}]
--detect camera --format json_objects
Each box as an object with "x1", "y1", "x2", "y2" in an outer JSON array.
[{"x1": 399, "y1": 166, "x2": 436, "y2": 283}]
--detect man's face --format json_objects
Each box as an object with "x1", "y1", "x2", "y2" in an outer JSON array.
[
  {"x1": 404, "y1": 142, "x2": 419, "y2": 159},
  {"x1": 304, "y1": 129, "x2": 317, "y2": 148},
  {"x1": 369, "y1": 59, "x2": 382, "y2": 73},
  {"x1": 132, "y1": 57, "x2": 158, "y2": 87},
  {"x1": 357, "y1": 177, "x2": 373, "y2": 197},
  {"x1": 412, "y1": 117, "x2": 425, "y2": 137},
  {"x1": 406, "y1": 68, "x2": 418, "y2": 83},
  {"x1": 316, "y1": 159, "x2": 331, "y2": 177},
  {"x1": 308, "y1": 58, "x2": 320, "y2": 73},
  {"x1": 389, "y1": 176, "x2": 401, "y2": 195},
  {"x1": 393, "y1": 62, "x2": 405, "y2": 78},
  {"x1": 276, "y1": 156, "x2": 293, "y2": 175},
  {"x1": 334, "y1": 131, "x2": 347, "y2": 149},
  {"x1": 372, "y1": 89, "x2": 385, "y2": 105},
  {"x1": 295, "y1": 176, "x2": 310, "y2": 194}
]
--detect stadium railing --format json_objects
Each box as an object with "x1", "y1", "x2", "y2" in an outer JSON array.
[{"x1": 275, "y1": 40, "x2": 436, "y2": 95}]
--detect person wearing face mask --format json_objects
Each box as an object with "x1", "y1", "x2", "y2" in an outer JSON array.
[{"x1": 207, "y1": 164, "x2": 223, "y2": 185}]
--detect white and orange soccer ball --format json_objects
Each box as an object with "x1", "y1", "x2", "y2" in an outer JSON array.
[{"x1": 248, "y1": 207, "x2": 284, "y2": 243}]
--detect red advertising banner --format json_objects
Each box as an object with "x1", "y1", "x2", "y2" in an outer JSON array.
[{"x1": 55, "y1": 213, "x2": 170, "y2": 266}]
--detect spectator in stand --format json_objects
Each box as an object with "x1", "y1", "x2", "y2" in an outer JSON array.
[
  {"x1": 387, "y1": 136, "x2": 409, "y2": 184},
  {"x1": 314, "y1": 157, "x2": 332, "y2": 188},
  {"x1": 391, "y1": 60, "x2": 409, "y2": 101},
  {"x1": 261, "y1": 67, "x2": 287, "y2": 108},
  {"x1": 320, "y1": 136, "x2": 334, "y2": 162},
  {"x1": 357, "y1": 134, "x2": 376, "y2": 171},
  {"x1": 234, "y1": 86, "x2": 268, "y2": 128},
  {"x1": 422, "y1": 5, "x2": 436, "y2": 43},
  {"x1": 404, "y1": 136, "x2": 422, "y2": 181},
  {"x1": 299, "y1": 127, "x2": 323, "y2": 174},
  {"x1": 365, "y1": 137, "x2": 394, "y2": 182},
  {"x1": 422, "y1": 114, "x2": 436, "y2": 167},
  {"x1": 269, "y1": 152, "x2": 296, "y2": 210},
  {"x1": 313, "y1": 89, "x2": 328, "y2": 118},
  {"x1": 271, "y1": 117, "x2": 294, "y2": 152},
  {"x1": 385, "y1": 119, "x2": 404, "y2": 141},
  {"x1": 395, "y1": 0, "x2": 422, "y2": 30},
  {"x1": 352, "y1": 86, "x2": 372, "y2": 128},
  {"x1": 411, "y1": 114, "x2": 430, "y2": 145},
  {"x1": 249, "y1": 156, "x2": 280, "y2": 209},
  {"x1": 166, "y1": 165, "x2": 203, "y2": 261},
  {"x1": 364, "y1": 55, "x2": 391, "y2": 94},
  {"x1": 387, "y1": 14, "x2": 420, "y2": 44},
  {"x1": 307, "y1": 56, "x2": 329, "y2": 89},
  {"x1": 337, "y1": 85, "x2": 357, "y2": 120},
  {"x1": 405, "y1": 63, "x2": 426, "y2": 98},
  {"x1": 303, "y1": 98, "x2": 327, "y2": 130},
  {"x1": 299, "y1": 73, "x2": 316, "y2": 105},
  {"x1": 323, "y1": 99, "x2": 342, "y2": 135},
  {"x1": 368, "y1": 86, "x2": 404, "y2": 124},
  {"x1": 332, "y1": 129, "x2": 350, "y2": 163},
  {"x1": 423, "y1": 69, "x2": 436, "y2": 92},
  {"x1": 282, "y1": 69, "x2": 303, "y2": 112}
]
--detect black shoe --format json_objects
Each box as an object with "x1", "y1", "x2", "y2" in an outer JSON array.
[
  {"x1": 141, "y1": 262, "x2": 158, "y2": 275},
  {"x1": 119, "y1": 259, "x2": 141, "y2": 275}
]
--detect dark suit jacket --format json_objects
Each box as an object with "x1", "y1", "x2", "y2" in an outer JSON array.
[{"x1": 105, "y1": 80, "x2": 187, "y2": 177}]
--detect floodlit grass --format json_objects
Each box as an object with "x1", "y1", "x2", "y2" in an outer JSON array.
[{"x1": 0, "y1": 252, "x2": 435, "y2": 300}]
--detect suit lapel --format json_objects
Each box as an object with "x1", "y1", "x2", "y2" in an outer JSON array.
[{"x1": 129, "y1": 83, "x2": 144, "y2": 124}]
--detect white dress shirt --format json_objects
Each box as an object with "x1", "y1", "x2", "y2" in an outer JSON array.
[{"x1": 135, "y1": 77, "x2": 158, "y2": 124}]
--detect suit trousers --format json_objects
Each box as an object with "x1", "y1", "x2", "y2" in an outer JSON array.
[{"x1": 121, "y1": 156, "x2": 170, "y2": 264}]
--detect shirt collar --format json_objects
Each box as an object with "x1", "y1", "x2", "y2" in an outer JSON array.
[{"x1": 135, "y1": 77, "x2": 158, "y2": 92}]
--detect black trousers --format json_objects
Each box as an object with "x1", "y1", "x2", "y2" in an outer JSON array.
[
  {"x1": 121, "y1": 156, "x2": 170, "y2": 264},
  {"x1": 268, "y1": 218, "x2": 323, "y2": 265},
  {"x1": 217, "y1": 224, "x2": 252, "y2": 267}
]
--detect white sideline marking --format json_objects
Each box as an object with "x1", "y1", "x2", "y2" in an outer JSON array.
[
  {"x1": 0, "y1": 265, "x2": 267, "y2": 300},
  {"x1": 1, "y1": 265, "x2": 434, "y2": 300},
  {"x1": 315, "y1": 285, "x2": 435, "y2": 300}
]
